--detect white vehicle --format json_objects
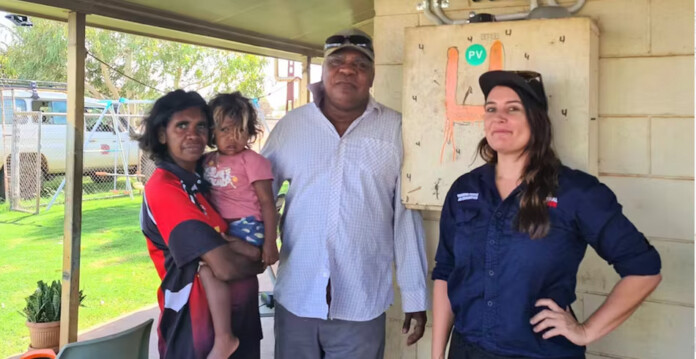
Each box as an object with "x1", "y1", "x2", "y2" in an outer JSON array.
[{"x1": 0, "y1": 82, "x2": 141, "y2": 198}]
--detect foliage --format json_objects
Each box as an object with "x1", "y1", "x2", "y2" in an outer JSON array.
[
  {"x1": 0, "y1": 18, "x2": 268, "y2": 100},
  {"x1": 0, "y1": 197, "x2": 160, "y2": 357},
  {"x1": 19, "y1": 280, "x2": 85, "y2": 323},
  {"x1": 0, "y1": 19, "x2": 67, "y2": 82}
]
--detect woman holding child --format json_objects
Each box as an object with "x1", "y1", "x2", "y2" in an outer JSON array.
[{"x1": 138, "y1": 89, "x2": 272, "y2": 359}]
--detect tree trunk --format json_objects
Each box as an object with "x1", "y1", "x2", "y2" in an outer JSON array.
[{"x1": 99, "y1": 62, "x2": 120, "y2": 99}]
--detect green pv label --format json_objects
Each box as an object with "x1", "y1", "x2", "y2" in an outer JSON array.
[{"x1": 465, "y1": 44, "x2": 486, "y2": 66}]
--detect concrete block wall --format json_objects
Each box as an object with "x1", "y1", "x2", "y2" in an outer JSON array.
[{"x1": 372, "y1": 0, "x2": 694, "y2": 358}]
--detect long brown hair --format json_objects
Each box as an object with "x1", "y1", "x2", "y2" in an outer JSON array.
[{"x1": 477, "y1": 88, "x2": 560, "y2": 239}]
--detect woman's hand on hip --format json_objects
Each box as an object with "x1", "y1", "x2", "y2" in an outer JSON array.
[{"x1": 530, "y1": 298, "x2": 590, "y2": 346}]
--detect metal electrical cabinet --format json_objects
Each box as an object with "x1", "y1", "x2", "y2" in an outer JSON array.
[{"x1": 401, "y1": 17, "x2": 599, "y2": 210}]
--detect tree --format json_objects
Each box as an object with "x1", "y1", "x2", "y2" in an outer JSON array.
[
  {"x1": 0, "y1": 18, "x2": 268, "y2": 100},
  {"x1": 0, "y1": 19, "x2": 67, "y2": 83}
]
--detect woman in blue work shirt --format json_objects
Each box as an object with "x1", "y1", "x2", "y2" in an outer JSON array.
[{"x1": 431, "y1": 70, "x2": 662, "y2": 359}]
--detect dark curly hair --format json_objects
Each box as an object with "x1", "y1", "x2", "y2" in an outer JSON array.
[
  {"x1": 136, "y1": 89, "x2": 213, "y2": 162},
  {"x1": 208, "y1": 92, "x2": 263, "y2": 145}
]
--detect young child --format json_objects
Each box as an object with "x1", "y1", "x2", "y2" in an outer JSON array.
[{"x1": 198, "y1": 92, "x2": 279, "y2": 359}]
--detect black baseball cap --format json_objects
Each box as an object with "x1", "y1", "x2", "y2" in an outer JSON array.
[{"x1": 479, "y1": 70, "x2": 548, "y2": 110}]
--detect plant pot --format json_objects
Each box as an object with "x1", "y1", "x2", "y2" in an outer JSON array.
[{"x1": 26, "y1": 321, "x2": 60, "y2": 352}]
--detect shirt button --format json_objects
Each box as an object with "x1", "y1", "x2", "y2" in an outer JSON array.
[
  {"x1": 487, "y1": 301, "x2": 494, "y2": 307},
  {"x1": 489, "y1": 240, "x2": 495, "y2": 245},
  {"x1": 495, "y1": 211, "x2": 503, "y2": 218},
  {"x1": 488, "y1": 270, "x2": 495, "y2": 277}
]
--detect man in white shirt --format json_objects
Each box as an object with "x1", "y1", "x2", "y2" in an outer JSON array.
[{"x1": 262, "y1": 28, "x2": 429, "y2": 359}]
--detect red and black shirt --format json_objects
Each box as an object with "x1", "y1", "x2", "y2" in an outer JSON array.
[{"x1": 141, "y1": 160, "x2": 261, "y2": 359}]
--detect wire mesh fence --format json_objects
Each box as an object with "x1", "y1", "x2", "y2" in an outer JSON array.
[
  {"x1": 0, "y1": 99, "x2": 153, "y2": 212},
  {"x1": 5, "y1": 111, "x2": 42, "y2": 213},
  {"x1": 0, "y1": 91, "x2": 285, "y2": 214}
]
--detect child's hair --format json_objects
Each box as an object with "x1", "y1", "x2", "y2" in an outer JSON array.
[{"x1": 208, "y1": 92, "x2": 263, "y2": 145}]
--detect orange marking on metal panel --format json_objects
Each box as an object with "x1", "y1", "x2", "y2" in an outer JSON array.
[{"x1": 440, "y1": 41, "x2": 505, "y2": 163}]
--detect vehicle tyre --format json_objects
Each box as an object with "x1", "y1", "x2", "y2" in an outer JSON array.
[
  {"x1": 41, "y1": 157, "x2": 56, "y2": 181},
  {"x1": 17, "y1": 153, "x2": 40, "y2": 200}
]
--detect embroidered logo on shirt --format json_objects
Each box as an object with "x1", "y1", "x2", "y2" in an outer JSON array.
[
  {"x1": 457, "y1": 192, "x2": 479, "y2": 201},
  {"x1": 546, "y1": 197, "x2": 558, "y2": 208}
]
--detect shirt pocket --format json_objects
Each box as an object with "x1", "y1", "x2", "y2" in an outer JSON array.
[
  {"x1": 454, "y1": 204, "x2": 488, "y2": 232},
  {"x1": 452, "y1": 204, "x2": 488, "y2": 267},
  {"x1": 508, "y1": 207, "x2": 584, "y2": 275},
  {"x1": 451, "y1": 204, "x2": 487, "y2": 293},
  {"x1": 506, "y1": 206, "x2": 573, "y2": 239}
]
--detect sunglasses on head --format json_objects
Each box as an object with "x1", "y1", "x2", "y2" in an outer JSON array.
[
  {"x1": 510, "y1": 70, "x2": 547, "y2": 107},
  {"x1": 510, "y1": 70, "x2": 543, "y2": 85},
  {"x1": 324, "y1": 35, "x2": 373, "y2": 51}
]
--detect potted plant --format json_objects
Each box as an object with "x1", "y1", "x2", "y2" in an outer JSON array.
[{"x1": 19, "y1": 280, "x2": 85, "y2": 352}]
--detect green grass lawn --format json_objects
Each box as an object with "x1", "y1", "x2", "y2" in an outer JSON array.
[{"x1": 0, "y1": 196, "x2": 159, "y2": 358}]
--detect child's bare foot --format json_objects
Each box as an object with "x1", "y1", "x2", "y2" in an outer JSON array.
[{"x1": 207, "y1": 334, "x2": 239, "y2": 359}]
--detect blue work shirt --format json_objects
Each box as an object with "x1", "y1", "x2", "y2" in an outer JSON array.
[{"x1": 433, "y1": 164, "x2": 661, "y2": 358}]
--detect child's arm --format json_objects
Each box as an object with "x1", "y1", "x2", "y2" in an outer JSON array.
[{"x1": 253, "y1": 179, "x2": 279, "y2": 265}]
